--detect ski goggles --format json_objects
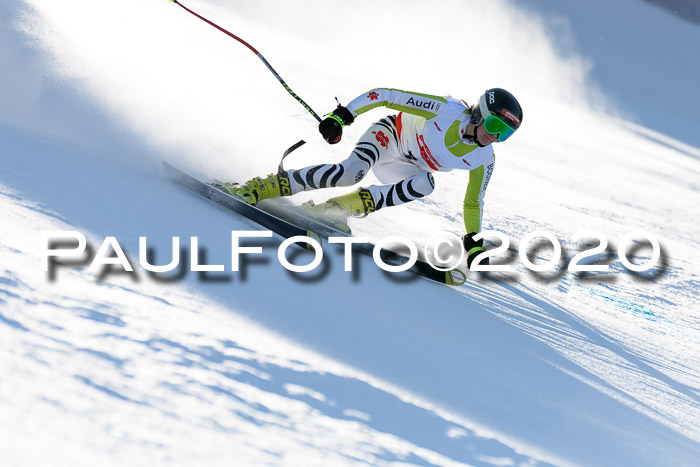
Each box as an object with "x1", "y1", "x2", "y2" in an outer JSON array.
[{"x1": 482, "y1": 115, "x2": 516, "y2": 142}]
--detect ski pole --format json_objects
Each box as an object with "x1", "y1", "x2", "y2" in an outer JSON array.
[{"x1": 168, "y1": 0, "x2": 322, "y2": 123}]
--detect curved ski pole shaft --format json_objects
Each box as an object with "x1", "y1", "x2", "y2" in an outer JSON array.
[
  {"x1": 278, "y1": 140, "x2": 306, "y2": 174},
  {"x1": 169, "y1": 0, "x2": 322, "y2": 122}
]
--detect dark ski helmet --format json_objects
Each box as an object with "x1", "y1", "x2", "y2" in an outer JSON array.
[{"x1": 469, "y1": 88, "x2": 523, "y2": 142}]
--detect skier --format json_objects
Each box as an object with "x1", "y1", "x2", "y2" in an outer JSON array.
[{"x1": 224, "y1": 87, "x2": 523, "y2": 267}]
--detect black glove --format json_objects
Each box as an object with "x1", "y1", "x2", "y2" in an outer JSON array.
[
  {"x1": 463, "y1": 232, "x2": 490, "y2": 269},
  {"x1": 319, "y1": 105, "x2": 354, "y2": 144}
]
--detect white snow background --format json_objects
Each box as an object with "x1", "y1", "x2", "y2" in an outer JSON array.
[{"x1": 1, "y1": 0, "x2": 699, "y2": 466}]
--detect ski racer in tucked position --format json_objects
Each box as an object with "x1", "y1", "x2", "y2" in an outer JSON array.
[{"x1": 224, "y1": 87, "x2": 523, "y2": 267}]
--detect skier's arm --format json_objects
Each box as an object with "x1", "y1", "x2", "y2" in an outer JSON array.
[
  {"x1": 463, "y1": 155, "x2": 495, "y2": 233},
  {"x1": 346, "y1": 88, "x2": 448, "y2": 120}
]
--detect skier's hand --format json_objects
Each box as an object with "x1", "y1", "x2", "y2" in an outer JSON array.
[
  {"x1": 319, "y1": 105, "x2": 354, "y2": 144},
  {"x1": 463, "y1": 232, "x2": 489, "y2": 269}
]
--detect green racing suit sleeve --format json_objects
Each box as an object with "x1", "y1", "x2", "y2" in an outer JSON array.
[
  {"x1": 345, "y1": 88, "x2": 448, "y2": 120},
  {"x1": 463, "y1": 155, "x2": 495, "y2": 233}
]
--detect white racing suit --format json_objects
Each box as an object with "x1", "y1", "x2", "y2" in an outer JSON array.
[{"x1": 286, "y1": 88, "x2": 496, "y2": 233}]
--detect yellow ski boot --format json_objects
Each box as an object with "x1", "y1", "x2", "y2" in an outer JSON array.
[
  {"x1": 302, "y1": 188, "x2": 375, "y2": 234},
  {"x1": 223, "y1": 173, "x2": 290, "y2": 206}
]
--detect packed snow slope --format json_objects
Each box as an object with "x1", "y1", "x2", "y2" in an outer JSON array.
[{"x1": 1, "y1": 0, "x2": 699, "y2": 466}]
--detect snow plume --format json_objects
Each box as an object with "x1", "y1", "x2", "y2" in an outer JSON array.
[{"x1": 14, "y1": 0, "x2": 600, "y2": 177}]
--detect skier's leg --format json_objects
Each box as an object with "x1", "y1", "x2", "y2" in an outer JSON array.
[
  {"x1": 225, "y1": 116, "x2": 399, "y2": 207},
  {"x1": 365, "y1": 170, "x2": 435, "y2": 211},
  {"x1": 300, "y1": 115, "x2": 435, "y2": 228},
  {"x1": 285, "y1": 156, "x2": 369, "y2": 195},
  {"x1": 286, "y1": 116, "x2": 400, "y2": 195},
  {"x1": 303, "y1": 170, "x2": 435, "y2": 234}
]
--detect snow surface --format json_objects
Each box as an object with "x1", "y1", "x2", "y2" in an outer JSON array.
[{"x1": 1, "y1": 0, "x2": 699, "y2": 466}]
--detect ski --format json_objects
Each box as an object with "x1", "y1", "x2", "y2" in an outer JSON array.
[
  {"x1": 164, "y1": 162, "x2": 322, "y2": 245},
  {"x1": 164, "y1": 162, "x2": 465, "y2": 286},
  {"x1": 260, "y1": 200, "x2": 467, "y2": 286}
]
